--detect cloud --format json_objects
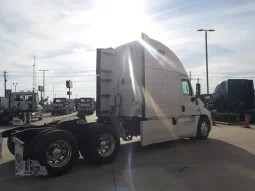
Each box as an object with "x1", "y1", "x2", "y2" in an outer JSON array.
[{"x1": 0, "y1": 0, "x2": 255, "y2": 100}]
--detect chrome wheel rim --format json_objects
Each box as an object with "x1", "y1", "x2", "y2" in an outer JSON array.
[
  {"x1": 201, "y1": 122, "x2": 208, "y2": 136},
  {"x1": 46, "y1": 140, "x2": 72, "y2": 167},
  {"x1": 97, "y1": 134, "x2": 115, "y2": 157}
]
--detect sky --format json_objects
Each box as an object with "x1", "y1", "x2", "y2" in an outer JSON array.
[{"x1": 0, "y1": 0, "x2": 255, "y2": 101}]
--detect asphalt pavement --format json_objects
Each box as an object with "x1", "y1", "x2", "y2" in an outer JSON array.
[{"x1": 1, "y1": 115, "x2": 255, "y2": 191}]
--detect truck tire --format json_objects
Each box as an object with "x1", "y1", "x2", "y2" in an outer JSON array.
[
  {"x1": 7, "y1": 127, "x2": 50, "y2": 156},
  {"x1": 7, "y1": 137, "x2": 16, "y2": 155},
  {"x1": 32, "y1": 130, "x2": 79, "y2": 176},
  {"x1": 27, "y1": 113, "x2": 32, "y2": 124},
  {"x1": 22, "y1": 113, "x2": 27, "y2": 125},
  {"x1": 80, "y1": 123, "x2": 120, "y2": 165},
  {"x1": 29, "y1": 128, "x2": 53, "y2": 159},
  {"x1": 195, "y1": 117, "x2": 210, "y2": 140},
  {"x1": 39, "y1": 112, "x2": 43, "y2": 120}
]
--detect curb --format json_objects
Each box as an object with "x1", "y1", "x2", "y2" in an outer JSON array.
[{"x1": 215, "y1": 121, "x2": 244, "y2": 126}]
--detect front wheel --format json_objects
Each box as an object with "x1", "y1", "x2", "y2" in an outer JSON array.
[
  {"x1": 7, "y1": 137, "x2": 15, "y2": 155},
  {"x1": 39, "y1": 112, "x2": 43, "y2": 120},
  {"x1": 27, "y1": 113, "x2": 32, "y2": 124},
  {"x1": 195, "y1": 117, "x2": 210, "y2": 140},
  {"x1": 22, "y1": 113, "x2": 27, "y2": 125}
]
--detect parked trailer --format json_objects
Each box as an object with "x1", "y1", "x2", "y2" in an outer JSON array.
[
  {"x1": 209, "y1": 79, "x2": 255, "y2": 123},
  {"x1": 0, "y1": 33, "x2": 212, "y2": 177}
]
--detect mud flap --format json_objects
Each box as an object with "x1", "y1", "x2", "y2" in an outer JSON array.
[{"x1": 13, "y1": 137, "x2": 48, "y2": 176}]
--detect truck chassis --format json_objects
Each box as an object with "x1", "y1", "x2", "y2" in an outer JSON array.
[{"x1": 0, "y1": 114, "x2": 210, "y2": 177}]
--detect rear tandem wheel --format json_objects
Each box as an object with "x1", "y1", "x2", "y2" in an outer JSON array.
[
  {"x1": 79, "y1": 123, "x2": 120, "y2": 165},
  {"x1": 31, "y1": 129, "x2": 79, "y2": 176}
]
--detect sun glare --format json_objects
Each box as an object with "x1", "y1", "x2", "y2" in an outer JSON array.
[{"x1": 89, "y1": 0, "x2": 152, "y2": 47}]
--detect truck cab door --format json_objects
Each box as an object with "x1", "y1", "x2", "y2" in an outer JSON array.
[{"x1": 177, "y1": 76, "x2": 200, "y2": 137}]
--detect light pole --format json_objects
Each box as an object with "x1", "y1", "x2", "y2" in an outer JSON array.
[
  {"x1": 197, "y1": 29, "x2": 215, "y2": 94},
  {"x1": 13, "y1": 82, "x2": 18, "y2": 92},
  {"x1": 38, "y1": 69, "x2": 49, "y2": 100},
  {"x1": 53, "y1": 86, "x2": 54, "y2": 101}
]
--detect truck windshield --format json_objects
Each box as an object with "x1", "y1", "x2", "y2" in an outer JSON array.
[
  {"x1": 79, "y1": 98, "x2": 92, "y2": 103},
  {"x1": 14, "y1": 94, "x2": 23, "y2": 101},
  {"x1": 25, "y1": 95, "x2": 33, "y2": 101},
  {"x1": 54, "y1": 98, "x2": 66, "y2": 104}
]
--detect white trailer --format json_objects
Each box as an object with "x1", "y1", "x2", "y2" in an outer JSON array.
[{"x1": 0, "y1": 33, "x2": 212, "y2": 177}]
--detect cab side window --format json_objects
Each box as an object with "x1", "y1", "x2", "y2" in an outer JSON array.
[
  {"x1": 181, "y1": 79, "x2": 193, "y2": 96},
  {"x1": 14, "y1": 94, "x2": 23, "y2": 101}
]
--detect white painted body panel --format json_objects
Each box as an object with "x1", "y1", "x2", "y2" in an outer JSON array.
[
  {"x1": 97, "y1": 33, "x2": 212, "y2": 146},
  {"x1": 140, "y1": 119, "x2": 178, "y2": 146}
]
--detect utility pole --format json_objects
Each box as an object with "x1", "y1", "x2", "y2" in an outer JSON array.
[
  {"x1": 197, "y1": 29, "x2": 215, "y2": 94},
  {"x1": 69, "y1": 86, "x2": 71, "y2": 100},
  {"x1": 189, "y1": 71, "x2": 191, "y2": 81},
  {"x1": 53, "y1": 86, "x2": 54, "y2": 102},
  {"x1": 33, "y1": 56, "x2": 37, "y2": 92},
  {"x1": 38, "y1": 69, "x2": 49, "y2": 100},
  {"x1": 3, "y1": 71, "x2": 7, "y2": 97},
  {"x1": 13, "y1": 83, "x2": 18, "y2": 92}
]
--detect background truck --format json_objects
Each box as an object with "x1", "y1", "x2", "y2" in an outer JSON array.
[
  {"x1": 51, "y1": 98, "x2": 75, "y2": 115},
  {"x1": 77, "y1": 97, "x2": 95, "y2": 115},
  {"x1": 0, "y1": 91, "x2": 43, "y2": 125},
  {"x1": 198, "y1": 94, "x2": 212, "y2": 109},
  {"x1": 209, "y1": 79, "x2": 255, "y2": 123},
  {"x1": 74, "y1": 98, "x2": 79, "y2": 111},
  {"x1": 0, "y1": 33, "x2": 212, "y2": 177}
]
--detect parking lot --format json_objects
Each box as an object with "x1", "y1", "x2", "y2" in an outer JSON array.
[{"x1": 1, "y1": 115, "x2": 255, "y2": 191}]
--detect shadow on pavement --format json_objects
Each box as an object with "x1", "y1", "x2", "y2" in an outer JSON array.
[
  {"x1": 113, "y1": 138, "x2": 255, "y2": 191},
  {"x1": 0, "y1": 138, "x2": 255, "y2": 191}
]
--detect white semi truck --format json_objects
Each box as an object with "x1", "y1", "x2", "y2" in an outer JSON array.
[
  {"x1": 0, "y1": 33, "x2": 212, "y2": 177},
  {"x1": 0, "y1": 91, "x2": 43, "y2": 125}
]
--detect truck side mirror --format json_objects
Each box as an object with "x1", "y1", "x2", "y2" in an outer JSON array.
[
  {"x1": 191, "y1": 96, "x2": 198, "y2": 105},
  {"x1": 191, "y1": 97, "x2": 196, "y2": 102}
]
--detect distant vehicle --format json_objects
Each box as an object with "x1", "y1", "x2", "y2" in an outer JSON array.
[
  {"x1": 198, "y1": 94, "x2": 212, "y2": 108},
  {"x1": 209, "y1": 79, "x2": 255, "y2": 122},
  {"x1": 51, "y1": 98, "x2": 75, "y2": 115},
  {"x1": 77, "y1": 97, "x2": 95, "y2": 115},
  {"x1": 0, "y1": 91, "x2": 43, "y2": 125},
  {"x1": 74, "y1": 98, "x2": 79, "y2": 111}
]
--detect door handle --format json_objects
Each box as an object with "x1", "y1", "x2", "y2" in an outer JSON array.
[{"x1": 182, "y1": 105, "x2": 185, "y2": 112}]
